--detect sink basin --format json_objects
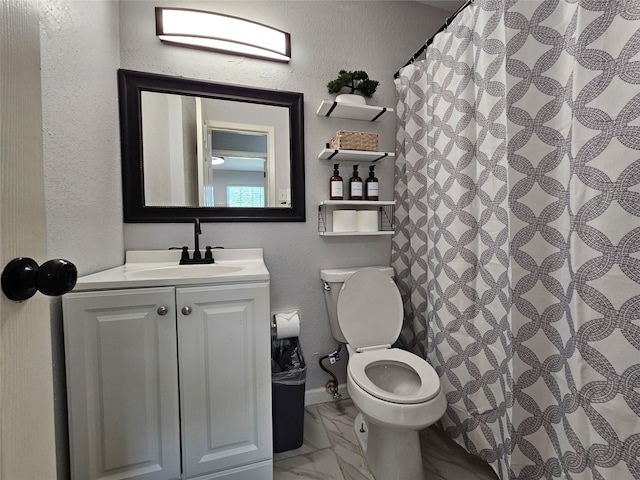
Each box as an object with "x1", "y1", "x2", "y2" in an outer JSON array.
[
  {"x1": 128, "y1": 264, "x2": 242, "y2": 279},
  {"x1": 73, "y1": 249, "x2": 269, "y2": 291}
]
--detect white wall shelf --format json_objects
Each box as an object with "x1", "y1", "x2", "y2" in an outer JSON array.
[
  {"x1": 317, "y1": 101, "x2": 395, "y2": 237},
  {"x1": 318, "y1": 200, "x2": 395, "y2": 236},
  {"x1": 319, "y1": 231, "x2": 394, "y2": 237},
  {"x1": 316, "y1": 100, "x2": 393, "y2": 122},
  {"x1": 318, "y1": 148, "x2": 394, "y2": 162},
  {"x1": 319, "y1": 200, "x2": 395, "y2": 206}
]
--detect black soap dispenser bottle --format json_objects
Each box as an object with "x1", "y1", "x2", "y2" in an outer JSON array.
[
  {"x1": 330, "y1": 163, "x2": 343, "y2": 200},
  {"x1": 349, "y1": 164, "x2": 363, "y2": 200},
  {"x1": 366, "y1": 165, "x2": 379, "y2": 201}
]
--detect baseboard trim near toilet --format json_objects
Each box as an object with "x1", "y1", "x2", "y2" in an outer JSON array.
[{"x1": 304, "y1": 386, "x2": 350, "y2": 406}]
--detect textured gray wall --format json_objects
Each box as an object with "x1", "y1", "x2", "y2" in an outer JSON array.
[
  {"x1": 41, "y1": 1, "x2": 449, "y2": 398},
  {"x1": 42, "y1": 0, "x2": 123, "y2": 273},
  {"x1": 39, "y1": 2, "x2": 122, "y2": 477},
  {"x1": 119, "y1": 0, "x2": 448, "y2": 393}
]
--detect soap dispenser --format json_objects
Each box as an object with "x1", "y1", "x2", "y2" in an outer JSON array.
[
  {"x1": 330, "y1": 164, "x2": 343, "y2": 200},
  {"x1": 349, "y1": 164, "x2": 363, "y2": 200},
  {"x1": 366, "y1": 165, "x2": 379, "y2": 201}
]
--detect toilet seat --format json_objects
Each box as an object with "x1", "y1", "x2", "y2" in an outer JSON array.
[
  {"x1": 336, "y1": 267, "x2": 403, "y2": 350},
  {"x1": 348, "y1": 348, "x2": 441, "y2": 404}
]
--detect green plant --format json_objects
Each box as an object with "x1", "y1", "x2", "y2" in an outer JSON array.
[{"x1": 327, "y1": 70, "x2": 379, "y2": 98}]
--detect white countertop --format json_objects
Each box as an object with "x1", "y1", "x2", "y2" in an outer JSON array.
[{"x1": 74, "y1": 249, "x2": 269, "y2": 291}]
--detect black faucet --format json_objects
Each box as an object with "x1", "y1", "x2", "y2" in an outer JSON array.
[
  {"x1": 179, "y1": 218, "x2": 215, "y2": 264},
  {"x1": 193, "y1": 218, "x2": 202, "y2": 260}
]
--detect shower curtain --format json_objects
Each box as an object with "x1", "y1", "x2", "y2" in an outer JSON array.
[{"x1": 393, "y1": 1, "x2": 640, "y2": 479}]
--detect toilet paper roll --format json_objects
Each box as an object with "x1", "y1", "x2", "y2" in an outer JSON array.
[
  {"x1": 357, "y1": 210, "x2": 379, "y2": 232},
  {"x1": 333, "y1": 210, "x2": 357, "y2": 232},
  {"x1": 274, "y1": 311, "x2": 301, "y2": 339}
]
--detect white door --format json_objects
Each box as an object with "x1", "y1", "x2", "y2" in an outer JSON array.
[
  {"x1": 177, "y1": 283, "x2": 272, "y2": 478},
  {"x1": 0, "y1": 2, "x2": 57, "y2": 478},
  {"x1": 63, "y1": 288, "x2": 181, "y2": 480}
]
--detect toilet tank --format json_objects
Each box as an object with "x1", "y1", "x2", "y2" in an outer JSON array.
[{"x1": 320, "y1": 266, "x2": 395, "y2": 344}]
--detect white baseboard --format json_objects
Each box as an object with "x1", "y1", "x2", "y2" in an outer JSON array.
[{"x1": 304, "y1": 385, "x2": 350, "y2": 406}]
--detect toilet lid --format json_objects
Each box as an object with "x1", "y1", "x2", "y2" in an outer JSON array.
[
  {"x1": 348, "y1": 348, "x2": 441, "y2": 404},
  {"x1": 336, "y1": 268, "x2": 403, "y2": 349}
]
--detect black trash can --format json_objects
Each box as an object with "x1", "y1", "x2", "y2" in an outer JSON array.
[{"x1": 271, "y1": 336, "x2": 306, "y2": 453}]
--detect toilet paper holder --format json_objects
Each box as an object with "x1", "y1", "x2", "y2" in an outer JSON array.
[{"x1": 272, "y1": 310, "x2": 301, "y2": 339}]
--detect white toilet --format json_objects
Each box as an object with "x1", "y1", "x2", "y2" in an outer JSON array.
[{"x1": 320, "y1": 266, "x2": 447, "y2": 480}]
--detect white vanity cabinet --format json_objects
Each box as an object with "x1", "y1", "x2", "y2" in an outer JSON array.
[
  {"x1": 64, "y1": 287, "x2": 180, "y2": 480},
  {"x1": 177, "y1": 283, "x2": 271, "y2": 479},
  {"x1": 63, "y1": 279, "x2": 272, "y2": 480}
]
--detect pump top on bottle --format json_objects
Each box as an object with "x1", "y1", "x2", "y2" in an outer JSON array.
[
  {"x1": 366, "y1": 165, "x2": 379, "y2": 201},
  {"x1": 330, "y1": 164, "x2": 343, "y2": 200},
  {"x1": 349, "y1": 164, "x2": 363, "y2": 200}
]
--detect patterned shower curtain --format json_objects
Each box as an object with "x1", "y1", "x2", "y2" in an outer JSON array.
[{"x1": 393, "y1": 1, "x2": 640, "y2": 479}]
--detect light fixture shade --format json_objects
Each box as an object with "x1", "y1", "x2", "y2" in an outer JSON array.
[{"x1": 155, "y1": 7, "x2": 291, "y2": 63}]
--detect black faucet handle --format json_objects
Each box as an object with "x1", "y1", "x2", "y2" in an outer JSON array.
[
  {"x1": 205, "y1": 246, "x2": 214, "y2": 261},
  {"x1": 181, "y1": 246, "x2": 189, "y2": 261}
]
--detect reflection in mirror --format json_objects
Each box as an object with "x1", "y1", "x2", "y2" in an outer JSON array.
[
  {"x1": 207, "y1": 127, "x2": 269, "y2": 207},
  {"x1": 118, "y1": 69, "x2": 305, "y2": 222},
  {"x1": 141, "y1": 91, "x2": 198, "y2": 207},
  {"x1": 141, "y1": 93, "x2": 291, "y2": 208}
]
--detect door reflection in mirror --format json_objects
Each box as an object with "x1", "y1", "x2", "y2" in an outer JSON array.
[{"x1": 204, "y1": 123, "x2": 272, "y2": 208}]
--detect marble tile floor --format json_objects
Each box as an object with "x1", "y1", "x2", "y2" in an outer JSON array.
[{"x1": 273, "y1": 399, "x2": 499, "y2": 480}]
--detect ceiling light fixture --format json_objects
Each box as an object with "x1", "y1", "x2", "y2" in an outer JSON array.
[{"x1": 155, "y1": 7, "x2": 291, "y2": 63}]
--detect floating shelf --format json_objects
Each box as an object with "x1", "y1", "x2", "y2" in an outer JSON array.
[
  {"x1": 318, "y1": 200, "x2": 395, "y2": 236},
  {"x1": 316, "y1": 100, "x2": 394, "y2": 122},
  {"x1": 318, "y1": 148, "x2": 395, "y2": 162},
  {"x1": 319, "y1": 231, "x2": 394, "y2": 237},
  {"x1": 319, "y1": 200, "x2": 395, "y2": 207}
]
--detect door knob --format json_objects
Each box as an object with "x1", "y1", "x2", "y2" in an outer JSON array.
[
  {"x1": 1, "y1": 258, "x2": 77, "y2": 302},
  {"x1": 181, "y1": 306, "x2": 192, "y2": 315}
]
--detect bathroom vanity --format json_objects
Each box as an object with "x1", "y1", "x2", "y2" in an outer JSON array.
[{"x1": 63, "y1": 249, "x2": 272, "y2": 480}]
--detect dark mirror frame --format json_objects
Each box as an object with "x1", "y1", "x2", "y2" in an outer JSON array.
[{"x1": 118, "y1": 69, "x2": 305, "y2": 222}]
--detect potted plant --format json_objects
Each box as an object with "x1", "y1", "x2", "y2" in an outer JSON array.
[{"x1": 327, "y1": 70, "x2": 379, "y2": 105}]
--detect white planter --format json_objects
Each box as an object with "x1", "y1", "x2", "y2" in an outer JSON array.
[{"x1": 335, "y1": 93, "x2": 366, "y2": 105}]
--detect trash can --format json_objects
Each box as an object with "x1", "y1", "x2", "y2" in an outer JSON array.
[{"x1": 271, "y1": 336, "x2": 306, "y2": 453}]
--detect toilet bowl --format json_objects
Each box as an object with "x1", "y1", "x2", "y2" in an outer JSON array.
[{"x1": 320, "y1": 267, "x2": 447, "y2": 480}]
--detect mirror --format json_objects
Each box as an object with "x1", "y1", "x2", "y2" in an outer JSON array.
[{"x1": 118, "y1": 69, "x2": 305, "y2": 222}]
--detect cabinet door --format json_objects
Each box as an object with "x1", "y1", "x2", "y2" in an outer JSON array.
[
  {"x1": 63, "y1": 287, "x2": 180, "y2": 480},
  {"x1": 177, "y1": 282, "x2": 271, "y2": 478}
]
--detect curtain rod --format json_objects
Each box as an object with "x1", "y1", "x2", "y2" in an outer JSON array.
[{"x1": 394, "y1": 0, "x2": 474, "y2": 79}]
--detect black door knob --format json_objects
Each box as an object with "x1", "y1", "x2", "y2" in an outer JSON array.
[{"x1": 1, "y1": 258, "x2": 77, "y2": 302}]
